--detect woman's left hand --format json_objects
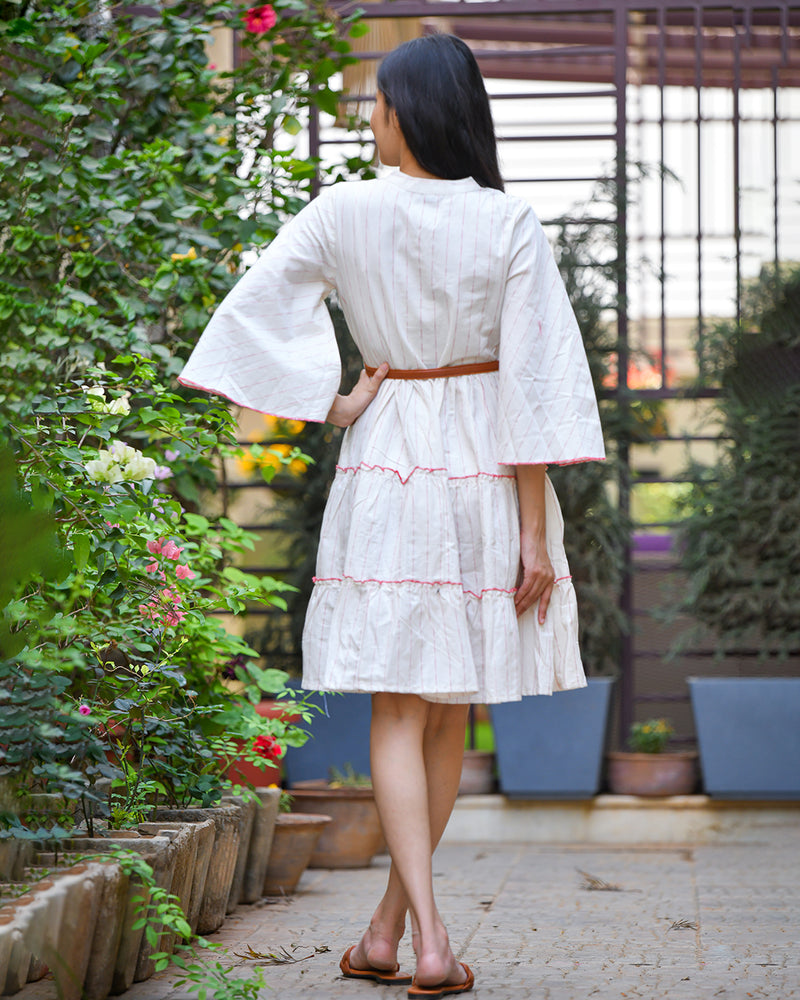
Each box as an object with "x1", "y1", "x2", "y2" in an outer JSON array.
[{"x1": 326, "y1": 364, "x2": 389, "y2": 427}]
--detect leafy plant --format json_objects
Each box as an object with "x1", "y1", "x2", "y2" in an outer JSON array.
[
  {"x1": 1, "y1": 356, "x2": 308, "y2": 831},
  {"x1": 677, "y1": 263, "x2": 800, "y2": 658},
  {"x1": 0, "y1": 0, "x2": 372, "y2": 414},
  {"x1": 628, "y1": 717, "x2": 673, "y2": 753}
]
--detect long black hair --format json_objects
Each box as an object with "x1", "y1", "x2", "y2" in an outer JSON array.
[{"x1": 376, "y1": 33, "x2": 504, "y2": 192}]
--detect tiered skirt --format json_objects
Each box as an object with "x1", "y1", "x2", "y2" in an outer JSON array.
[{"x1": 301, "y1": 373, "x2": 586, "y2": 704}]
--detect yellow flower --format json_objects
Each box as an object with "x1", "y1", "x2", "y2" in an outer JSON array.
[
  {"x1": 286, "y1": 419, "x2": 305, "y2": 435},
  {"x1": 232, "y1": 242, "x2": 243, "y2": 254},
  {"x1": 236, "y1": 450, "x2": 257, "y2": 474},
  {"x1": 262, "y1": 414, "x2": 279, "y2": 433},
  {"x1": 171, "y1": 247, "x2": 197, "y2": 262},
  {"x1": 289, "y1": 458, "x2": 307, "y2": 476},
  {"x1": 272, "y1": 443, "x2": 291, "y2": 458}
]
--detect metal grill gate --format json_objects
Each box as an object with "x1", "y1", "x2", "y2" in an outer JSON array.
[{"x1": 233, "y1": 2, "x2": 800, "y2": 745}]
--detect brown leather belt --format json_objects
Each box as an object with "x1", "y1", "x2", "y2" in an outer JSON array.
[{"x1": 364, "y1": 360, "x2": 499, "y2": 380}]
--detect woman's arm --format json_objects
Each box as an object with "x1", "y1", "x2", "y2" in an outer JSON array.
[
  {"x1": 326, "y1": 364, "x2": 389, "y2": 427},
  {"x1": 514, "y1": 463, "x2": 555, "y2": 623}
]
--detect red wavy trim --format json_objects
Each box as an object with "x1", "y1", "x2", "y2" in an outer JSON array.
[
  {"x1": 177, "y1": 375, "x2": 326, "y2": 423},
  {"x1": 335, "y1": 463, "x2": 516, "y2": 484},
  {"x1": 313, "y1": 575, "x2": 518, "y2": 600}
]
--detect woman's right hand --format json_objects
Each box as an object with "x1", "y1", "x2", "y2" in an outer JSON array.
[{"x1": 326, "y1": 363, "x2": 390, "y2": 427}]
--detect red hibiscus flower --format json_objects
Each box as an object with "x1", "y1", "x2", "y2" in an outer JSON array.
[
  {"x1": 253, "y1": 734, "x2": 284, "y2": 762},
  {"x1": 243, "y1": 5, "x2": 277, "y2": 34}
]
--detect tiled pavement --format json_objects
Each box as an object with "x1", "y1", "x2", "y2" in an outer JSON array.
[{"x1": 19, "y1": 828, "x2": 800, "y2": 999}]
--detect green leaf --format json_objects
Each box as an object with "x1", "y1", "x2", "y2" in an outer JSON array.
[{"x1": 72, "y1": 533, "x2": 91, "y2": 571}]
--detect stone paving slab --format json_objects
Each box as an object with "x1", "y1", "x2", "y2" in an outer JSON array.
[{"x1": 17, "y1": 829, "x2": 800, "y2": 1000}]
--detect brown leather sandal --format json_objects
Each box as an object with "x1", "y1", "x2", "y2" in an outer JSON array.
[
  {"x1": 407, "y1": 963, "x2": 475, "y2": 998},
  {"x1": 340, "y1": 945, "x2": 413, "y2": 985}
]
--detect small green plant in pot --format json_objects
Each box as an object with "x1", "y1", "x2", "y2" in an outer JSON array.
[
  {"x1": 607, "y1": 718, "x2": 697, "y2": 797},
  {"x1": 628, "y1": 718, "x2": 674, "y2": 754}
]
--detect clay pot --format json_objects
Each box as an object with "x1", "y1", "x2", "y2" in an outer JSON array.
[
  {"x1": 458, "y1": 750, "x2": 496, "y2": 795},
  {"x1": 263, "y1": 813, "x2": 331, "y2": 895},
  {"x1": 607, "y1": 751, "x2": 699, "y2": 796},
  {"x1": 289, "y1": 781, "x2": 384, "y2": 869}
]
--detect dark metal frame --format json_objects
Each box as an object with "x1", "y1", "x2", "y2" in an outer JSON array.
[{"x1": 308, "y1": 1, "x2": 800, "y2": 742}]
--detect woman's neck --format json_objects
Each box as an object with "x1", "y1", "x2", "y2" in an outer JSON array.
[{"x1": 398, "y1": 146, "x2": 440, "y2": 180}]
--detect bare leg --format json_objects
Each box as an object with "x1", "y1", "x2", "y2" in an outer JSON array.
[{"x1": 350, "y1": 694, "x2": 469, "y2": 987}]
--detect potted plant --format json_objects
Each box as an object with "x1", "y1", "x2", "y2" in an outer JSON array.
[
  {"x1": 607, "y1": 718, "x2": 697, "y2": 796},
  {"x1": 262, "y1": 792, "x2": 331, "y2": 896},
  {"x1": 677, "y1": 264, "x2": 800, "y2": 799},
  {"x1": 289, "y1": 765, "x2": 384, "y2": 869}
]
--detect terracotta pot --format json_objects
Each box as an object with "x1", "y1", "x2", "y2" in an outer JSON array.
[
  {"x1": 225, "y1": 699, "x2": 303, "y2": 787},
  {"x1": 458, "y1": 750, "x2": 496, "y2": 795},
  {"x1": 263, "y1": 813, "x2": 331, "y2": 895},
  {"x1": 607, "y1": 751, "x2": 699, "y2": 797},
  {"x1": 289, "y1": 782, "x2": 383, "y2": 869}
]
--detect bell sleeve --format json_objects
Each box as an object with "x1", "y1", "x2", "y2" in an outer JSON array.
[
  {"x1": 178, "y1": 188, "x2": 340, "y2": 422},
  {"x1": 497, "y1": 203, "x2": 606, "y2": 466}
]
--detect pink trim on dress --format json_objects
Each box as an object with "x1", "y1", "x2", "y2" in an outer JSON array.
[
  {"x1": 335, "y1": 463, "x2": 516, "y2": 484},
  {"x1": 313, "y1": 575, "x2": 518, "y2": 600},
  {"x1": 177, "y1": 375, "x2": 326, "y2": 424}
]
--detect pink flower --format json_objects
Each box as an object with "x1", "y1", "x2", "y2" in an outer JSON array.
[
  {"x1": 164, "y1": 607, "x2": 186, "y2": 627},
  {"x1": 139, "y1": 602, "x2": 160, "y2": 621},
  {"x1": 145, "y1": 560, "x2": 159, "y2": 574},
  {"x1": 78, "y1": 704, "x2": 91, "y2": 716},
  {"x1": 161, "y1": 540, "x2": 183, "y2": 561},
  {"x1": 165, "y1": 449, "x2": 180, "y2": 462},
  {"x1": 175, "y1": 563, "x2": 195, "y2": 580},
  {"x1": 147, "y1": 538, "x2": 164, "y2": 555},
  {"x1": 153, "y1": 465, "x2": 172, "y2": 480},
  {"x1": 243, "y1": 4, "x2": 276, "y2": 34}
]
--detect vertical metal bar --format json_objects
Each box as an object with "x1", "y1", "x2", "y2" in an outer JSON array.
[
  {"x1": 309, "y1": 104, "x2": 321, "y2": 200},
  {"x1": 658, "y1": 6, "x2": 667, "y2": 387},
  {"x1": 773, "y1": 66, "x2": 780, "y2": 287},
  {"x1": 614, "y1": 4, "x2": 633, "y2": 745},
  {"x1": 733, "y1": 16, "x2": 742, "y2": 326},
  {"x1": 695, "y1": 4, "x2": 705, "y2": 376}
]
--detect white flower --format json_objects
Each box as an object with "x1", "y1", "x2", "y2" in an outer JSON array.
[
  {"x1": 85, "y1": 454, "x2": 124, "y2": 483},
  {"x1": 124, "y1": 453, "x2": 157, "y2": 481},
  {"x1": 82, "y1": 386, "x2": 130, "y2": 416},
  {"x1": 85, "y1": 440, "x2": 156, "y2": 484},
  {"x1": 106, "y1": 393, "x2": 131, "y2": 416}
]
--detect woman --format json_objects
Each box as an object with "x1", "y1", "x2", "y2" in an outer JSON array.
[{"x1": 180, "y1": 33, "x2": 604, "y2": 997}]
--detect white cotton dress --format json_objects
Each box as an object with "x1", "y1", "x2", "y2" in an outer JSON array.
[{"x1": 179, "y1": 172, "x2": 605, "y2": 703}]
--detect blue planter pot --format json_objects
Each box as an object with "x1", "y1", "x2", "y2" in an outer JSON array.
[
  {"x1": 689, "y1": 677, "x2": 800, "y2": 799},
  {"x1": 489, "y1": 678, "x2": 614, "y2": 799},
  {"x1": 283, "y1": 689, "x2": 372, "y2": 785}
]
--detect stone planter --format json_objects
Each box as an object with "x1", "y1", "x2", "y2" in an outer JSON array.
[
  {"x1": 136, "y1": 821, "x2": 205, "y2": 975},
  {"x1": 490, "y1": 678, "x2": 615, "y2": 798},
  {"x1": 263, "y1": 814, "x2": 331, "y2": 895},
  {"x1": 152, "y1": 803, "x2": 241, "y2": 934},
  {"x1": 289, "y1": 782, "x2": 383, "y2": 869},
  {"x1": 458, "y1": 750, "x2": 496, "y2": 795},
  {"x1": 38, "y1": 831, "x2": 176, "y2": 995},
  {"x1": 221, "y1": 794, "x2": 257, "y2": 913},
  {"x1": 0, "y1": 862, "x2": 107, "y2": 1000},
  {"x1": 240, "y1": 787, "x2": 281, "y2": 904},
  {"x1": 689, "y1": 677, "x2": 800, "y2": 799},
  {"x1": 606, "y1": 751, "x2": 698, "y2": 796}
]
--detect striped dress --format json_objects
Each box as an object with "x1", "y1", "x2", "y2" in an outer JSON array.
[{"x1": 179, "y1": 171, "x2": 605, "y2": 703}]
